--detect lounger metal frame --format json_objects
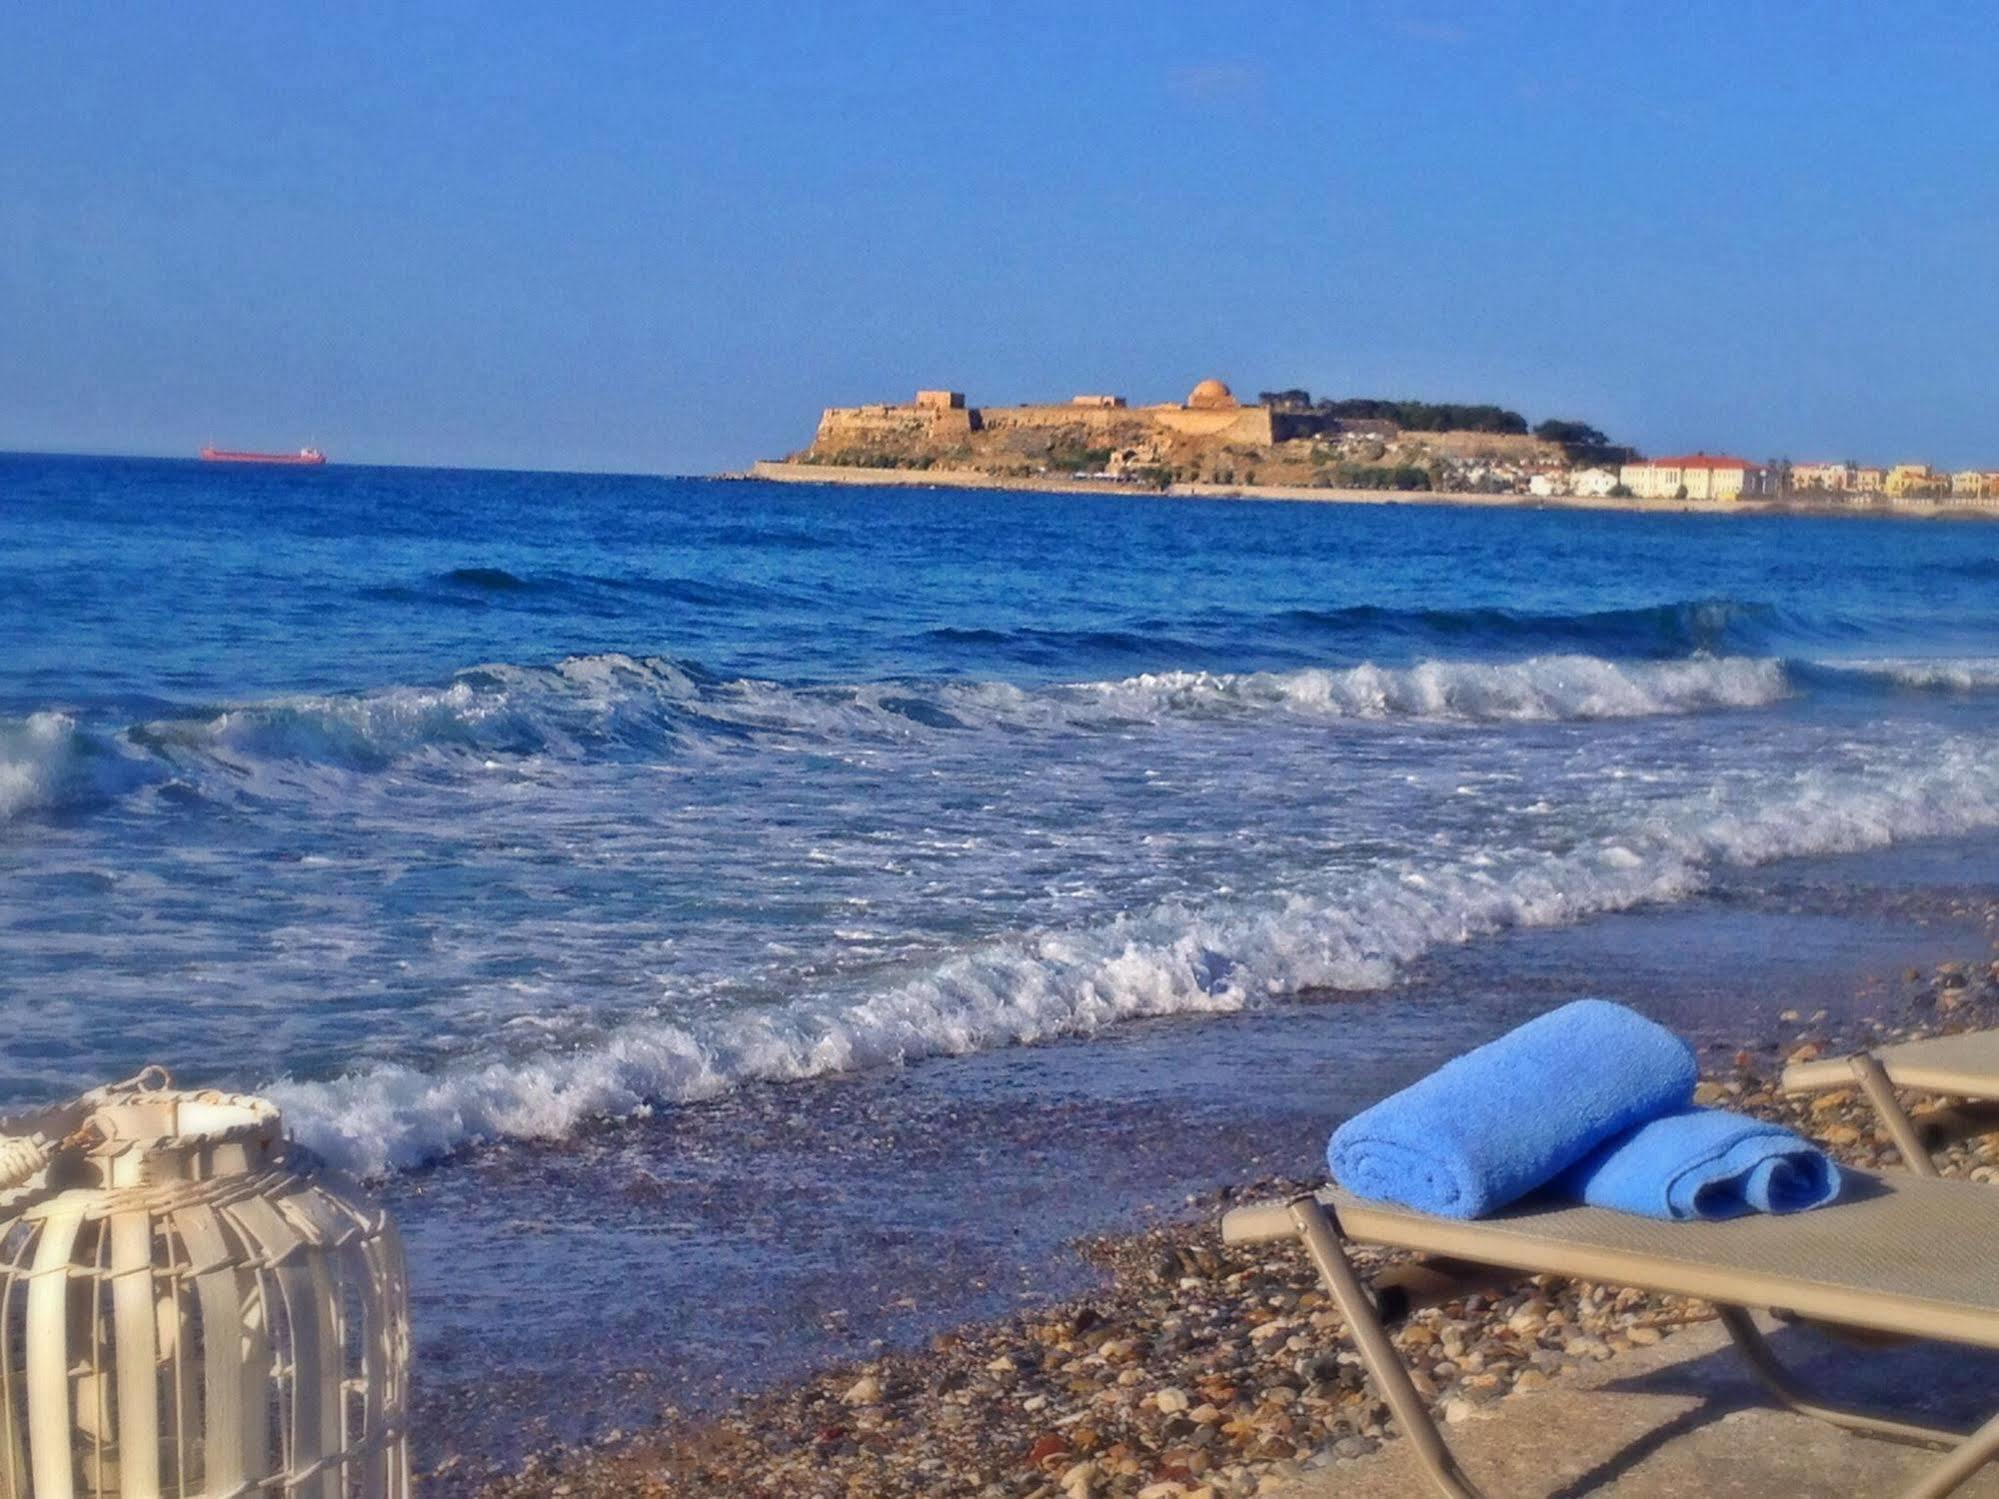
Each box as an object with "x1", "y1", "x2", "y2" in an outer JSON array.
[
  {"x1": 1786, "y1": 1044, "x2": 1999, "y2": 1179},
  {"x1": 1225, "y1": 1190, "x2": 1999, "y2": 1499}
]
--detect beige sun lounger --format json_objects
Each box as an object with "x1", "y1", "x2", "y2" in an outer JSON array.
[
  {"x1": 1223, "y1": 1170, "x2": 1999, "y2": 1498},
  {"x1": 1785, "y1": 1030, "x2": 1999, "y2": 1177}
]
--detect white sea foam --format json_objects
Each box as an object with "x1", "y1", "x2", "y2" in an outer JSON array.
[
  {"x1": 1077, "y1": 654, "x2": 1788, "y2": 723},
  {"x1": 0, "y1": 713, "x2": 149, "y2": 822},
  {"x1": 134, "y1": 651, "x2": 1791, "y2": 779},
  {"x1": 273, "y1": 736, "x2": 1999, "y2": 1175},
  {"x1": 1821, "y1": 657, "x2": 1999, "y2": 691}
]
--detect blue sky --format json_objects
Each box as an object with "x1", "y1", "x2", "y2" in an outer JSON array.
[{"x1": 3, "y1": 3, "x2": 1995, "y2": 474}]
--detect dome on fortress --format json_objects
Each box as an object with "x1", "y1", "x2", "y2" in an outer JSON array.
[{"x1": 1187, "y1": 378, "x2": 1238, "y2": 410}]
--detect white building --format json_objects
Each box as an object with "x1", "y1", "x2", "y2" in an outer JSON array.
[{"x1": 1618, "y1": 454, "x2": 1774, "y2": 501}]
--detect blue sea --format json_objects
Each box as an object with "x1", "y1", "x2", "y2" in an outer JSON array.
[{"x1": 7, "y1": 452, "x2": 1999, "y2": 1465}]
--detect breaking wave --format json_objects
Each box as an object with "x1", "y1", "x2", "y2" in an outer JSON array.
[
  {"x1": 1076, "y1": 655, "x2": 1786, "y2": 722},
  {"x1": 122, "y1": 650, "x2": 1789, "y2": 775},
  {"x1": 1814, "y1": 657, "x2": 1999, "y2": 692},
  {"x1": 0, "y1": 652, "x2": 1798, "y2": 822},
  {"x1": 0, "y1": 713, "x2": 158, "y2": 823},
  {"x1": 273, "y1": 736, "x2": 1999, "y2": 1174}
]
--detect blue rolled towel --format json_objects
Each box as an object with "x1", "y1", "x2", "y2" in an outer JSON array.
[
  {"x1": 1327, "y1": 999, "x2": 1697, "y2": 1219},
  {"x1": 1554, "y1": 1106, "x2": 1842, "y2": 1220}
]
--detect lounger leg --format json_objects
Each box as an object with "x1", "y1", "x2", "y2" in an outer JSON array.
[
  {"x1": 1850, "y1": 1054, "x2": 1941, "y2": 1177},
  {"x1": 1902, "y1": 1407, "x2": 1999, "y2": 1499},
  {"x1": 1722, "y1": 1307, "x2": 1999, "y2": 1499},
  {"x1": 1287, "y1": 1196, "x2": 1490, "y2": 1499},
  {"x1": 1716, "y1": 1306, "x2": 1961, "y2": 1448}
]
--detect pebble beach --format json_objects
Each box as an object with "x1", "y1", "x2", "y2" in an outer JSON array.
[{"x1": 468, "y1": 954, "x2": 1999, "y2": 1499}]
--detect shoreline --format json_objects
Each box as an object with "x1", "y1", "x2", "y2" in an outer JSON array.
[
  {"x1": 737, "y1": 460, "x2": 1996, "y2": 523},
  {"x1": 472, "y1": 953, "x2": 1999, "y2": 1499}
]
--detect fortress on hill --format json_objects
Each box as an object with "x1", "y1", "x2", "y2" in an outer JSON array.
[
  {"x1": 766, "y1": 378, "x2": 1999, "y2": 515},
  {"x1": 789, "y1": 378, "x2": 1560, "y2": 489},
  {"x1": 811, "y1": 379, "x2": 1331, "y2": 454}
]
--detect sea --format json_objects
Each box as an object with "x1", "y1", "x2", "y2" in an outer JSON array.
[{"x1": 6, "y1": 452, "x2": 1999, "y2": 1467}]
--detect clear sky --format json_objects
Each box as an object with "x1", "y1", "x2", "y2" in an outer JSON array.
[{"x1": 3, "y1": 3, "x2": 1996, "y2": 474}]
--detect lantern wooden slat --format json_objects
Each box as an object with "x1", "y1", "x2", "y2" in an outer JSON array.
[
  {"x1": 171, "y1": 1208, "x2": 242, "y2": 1499},
  {"x1": 0, "y1": 1072, "x2": 409, "y2": 1499},
  {"x1": 109, "y1": 1211, "x2": 159, "y2": 1499},
  {"x1": 24, "y1": 1211, "x2": 80, "y2": 1499}
]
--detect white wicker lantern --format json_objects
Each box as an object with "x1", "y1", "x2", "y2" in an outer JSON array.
[{"x1": 0, "y1": 1069, "x2": 409, "y2": 1498}]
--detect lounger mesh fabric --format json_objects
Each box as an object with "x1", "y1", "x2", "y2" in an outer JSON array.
[
  {"x1": 1226, "y1": 1172, "x2": 1999, "y2": 1349},
  {"x1": 1786, "y1": 1030, "x2": 1999, "y2": 1099}
]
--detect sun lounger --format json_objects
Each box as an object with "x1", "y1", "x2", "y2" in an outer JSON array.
[
  {"x1": 1222, "y1": 1170, "x2": 1999, "y2": 1498},
  {"x1": 1784, "y1": 1030, "x2": 1999, "y2": 1177}
]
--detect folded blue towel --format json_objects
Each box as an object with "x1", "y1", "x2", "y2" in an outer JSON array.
[
  {"x1": 1554, "y1": 1106, "x2": 1842, "y2": 1220},
  {"x1": 1327, "y1": 1000, "x2": 1697, "y2": 1219}
]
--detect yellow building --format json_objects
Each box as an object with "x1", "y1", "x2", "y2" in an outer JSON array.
[
  {"x1": 1618, "y1": 454, "x2": 1773, "y2": 501},
  {"x1": 1885, "y1": 463, "x2": 1946, "y2": 498},
  {"x1": 1943, "y1": 471, "x2": 1999, "y2": 507},
  {"x1": 1853, "y1": 466, "x2": 1886, "y2": 493}
]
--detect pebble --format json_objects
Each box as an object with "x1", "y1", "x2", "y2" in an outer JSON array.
[{"x1": 473, "y1": 962, "x2": 1999, "y2": 1499}]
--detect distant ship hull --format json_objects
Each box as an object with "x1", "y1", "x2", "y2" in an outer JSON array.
[{"x1": 200, "y1": 446, "x2": 326, "y2": 465}]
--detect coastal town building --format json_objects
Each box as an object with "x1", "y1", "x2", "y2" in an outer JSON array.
[
  {"x1": 1618, "y1": 454, "x2": 1774, "y2": 501},
  {"x1": 1884, "y1": 463, "x2": 1944, "y2": 497},
  {"x1": 1854, "y1": 466, "x2": 1886, "y2": 494},
  {"x1": 1522, "y1": 466, "x2": 1614, "y2": 498},
  {"x1": 1790, "y1": 461, "x2": 1855, "y2": 493},
  {"x1": 1941, "y1": 471, "x2": 1999, "y2": 507}
]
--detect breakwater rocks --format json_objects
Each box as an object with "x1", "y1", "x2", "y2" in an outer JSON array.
[{"x1": 477, "y1": 964, "x2": 1999, "y2": 1498}]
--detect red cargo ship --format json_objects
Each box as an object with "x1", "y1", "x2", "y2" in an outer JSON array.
[{"x1": 199, "y1": 446, "x2": 327, "y2": 465}]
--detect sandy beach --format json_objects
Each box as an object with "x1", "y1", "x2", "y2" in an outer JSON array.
[{"x1": 743, "y1": 460, "x2": 1994, "y2": 523}]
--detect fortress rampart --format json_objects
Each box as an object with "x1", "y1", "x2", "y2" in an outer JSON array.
[{"x1": 809, "y1": 381, "x2": 1310, "y2": 458}]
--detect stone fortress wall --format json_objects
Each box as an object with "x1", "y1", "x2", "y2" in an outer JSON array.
[{"x1": 809, "y1": 380, "x2": 1308, "y2": 456}]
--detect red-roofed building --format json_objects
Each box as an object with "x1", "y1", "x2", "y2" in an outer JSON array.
[{"x1": 1618, "y1": 453, "x2": 1774, "y2": 501}]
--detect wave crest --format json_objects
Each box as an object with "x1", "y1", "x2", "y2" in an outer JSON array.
[
  {"x1": 1086, "y1": 655, "x2": 1787, "y2": 723},
  {"x1": 130, "y1": 651, "x2": 1789, "y2": 776},
  {"x1": 0, "y1": 713, "x2": 155, "y2": 822},
  {"x1": 1817, "y1": 657, "x2": 1999, "y2": 692}
]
